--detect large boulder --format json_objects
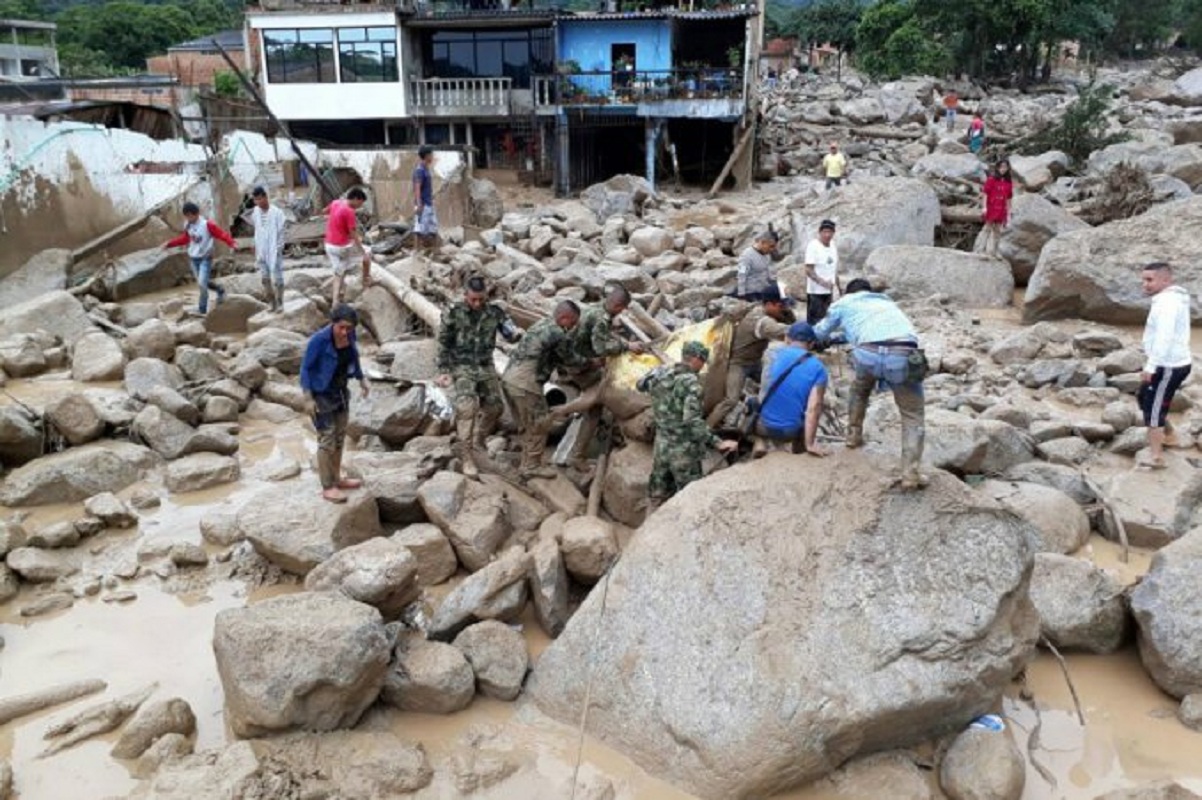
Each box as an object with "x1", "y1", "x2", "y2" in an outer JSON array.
[
  {"x1": 0, "y1": 290, "x2": 97, "y2": 345},
  {"x1": 979, "y1": 194, "x2": 1089, "y2": 285},
  {"x1": 248, "y1": 297, "x2": 327, "y2": 337},
  {"x1": 867, "y1": 408, "x2": 1035, "y2": 476},
  {"x1": 357, "y1": 286, "x2": 411, "y2": 344},
  {"x1": 382, "y1": 339, "x2": 440, "y2": 383},
  {"x1": 244, "y1": 327, "x2": 307, "y2": 374},
  {"x1": 1029, "y1": 553, "x2": 1130, "y2": 653},
  {"x1": 580, "y1": 174, "x2": 656, "y2": 222},
  {"x1": 979, "y1": 480, "x2": 1091, "y2": 554},
  {"x1": 347, "y1": 384, "x2": 430, "y2": 447},
  {"x1": 911, "y1": 153, "x2": 985, "y2": 182},
  {"x1": 428, "y1": 547, "x2": 531, "y2": 640},
  {"x1": 1087, "y1": 141, "x2": 1202, "y2": 188},
  {"x1": 381, "y1": 633, "x2": 475, "y2": 714},
  {"x1": 469, "y1": 177, "x2": 504, "y2": 228},
  {"x1": 124, "y1": 358, "x2": 185, "y2": 403},
  {"x1": 417, "y1": 471, "x2": 511, "y2": 572},
  {"x1": 236, "y1": 485, "x2": 383, "y2": 575},
  {"x1": 109, "y1": 248, "x2": 193, "y2": 300},
  {"x1": 44, "y1": 392, "x2": 105, "y2": 446},
  {"x1": 790, "y1": 178, "x2": 941, "y2": 273},
  {"x1": 453, "y1": 620, "x2": 529, "y2": 701},
  {"x1": 628, "y1": 227, "x2": 675, "y2": 258},
  {"x1": 1024, "y1": 197, "x2": 1202, "y2": 324},
  {"x1": 0, "y1": 441, "x2": 158, "y2": 506},
  {"x1": 602, "y1": 442, "x2": 653, "y2": 527},
  {"x1": 125, "y1": 319, "x2": 176, "y2": 362},
  {"x1": 1102, "y1": 462, "x2": 1202, "y2": 547},
  {"x1": 864, "y1": 246, "x2": 1014, "y2": 307},
  {"x1": 1130, "y1": 528, "x2": 1202, "y2": 699},
  {"x1": 132, "y1": 406, "x2": 239, "y2": 460},
  {"x1": 1008, "y1": 151, "x2": 1069, "y2": 191},
  {"x1": 303, "y1": 537, "x2": 420, "y2": 619},
  {"x1": 0, "y1": 248, "x2": 71, "y2": 307},
  {"x1": 165, "y1": 452, "x2": 241, "y2": 493},
  {"x1": 204, "y1": 294, "x2": 268, "y2": 335},
  {"x1": 1171, "y1": 66, "x2": 1202, "y2": 105},
  {"x1": 0, "y1": 406, "x2": 42, "y2": 466},
  {"x1": 212, "y1": 592, "x2": 390, "y2": 737},
  {"x1": 71, "y1": 332, "x2": 127, "y2": 382},
  {"x1": 528, "y1": 452, "x2": 1039, "y2": 799},
  {"x1": 938, "y1": 727, "x2": 1025, "y2": 800}
]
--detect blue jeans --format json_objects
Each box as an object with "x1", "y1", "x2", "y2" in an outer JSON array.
[
  {"x1": 849, "y1": 346, "x2": 925, "y2": 478},
  {"x1": 189, "y1": 256, "x2": 223, "y2": 313}
]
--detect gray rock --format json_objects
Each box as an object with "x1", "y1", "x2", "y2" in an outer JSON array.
[
  {"x1": 1131, "y1": 528, "x2": 1202, "y2": 698},
  {"x1": 417, "y1": 471, "x2": 511, "y2": 572},
  {"x1": 1030, "y1": 553, "x2": 1130, "y2": 653},
  {"x1": 4, "y1": 547, "x2": 80, "y2": 582},
  {"x1": 27, "y1": 521, "x2": 80, "y2": 549},
  {"x1": 202, "y1": 395, "x2": 240, "y2": 424},
  {"x1": 0, "y1": 563, "x2": 18, "y2": 603},
  {"x1": 528, "y1": 453, "x2": 1038, "y2": 799},
  {"x1": 165, "y1": 453, "x2": 241, "y2": 493},
  {"x1": 204, "y1": 294, "x2": 268, "y2": 335},
  {"x1": 0, "y1": 335, "x2": 46, "y2": 378},
  {"x1": 20, "y1": 591, "x2": 74, "y2": 617},
  {"x1": 381, "y1": 339, "x2": 440, "y2": 383},
  {"x1": 1036, "y1": 436, "x2": 1095, "y2": 466},
  {"x1": 124, "y1": 358, "x2": 185, "y2": 403},
  {"x1": 429, "y1": 548, "x2": 531, "y2": 640},
  {"x1": 912, "y1": 152, "x2": 985, "y2": 182},
  {"x1": 304, "y1": 537, "x2": 419, "y2": 619},
  {"x1": 229, "y1": 352, "x2": 267, "y2": 391},
  {"x1": 125, "y1": 319, "x2": 176, "y2": 362},
  {"x1": 174, "y1": 346, "x2": 225, "y2": 383},
  {"x1": 560, "y1": 516, "x2": 619, "y2": 584},
  {"x1": 111, "y1": 698, "x2": 197, "y2": 759},
  {"x1": 881, "y1": 408, "x2": 1034, "y2": 475},
  {"x1": 109, "y1": 248, "x2": 193, "y2": 300},
  {"x1": 0, "y1": 290, "x2": 97, "y2": 346},
  {"x1": 1104, "y1": 464, "x2": 1202, "y2": 547},
  {"x1": 528, "y1": 537, "x2": 570, "y2": 638},
  {"x1": 237, "y1": 484, "x2": 383, "y2": 575},
  {"x1": 244, "y1": 327, "x2": 307, "y2": 374},
  {"x1": 247, "y1": 297, "x2": 326, "y2": 337},
  {"x1": 381, "y1": 633, "x2": 475, "y2": 714},
  {"x1": 199, "y1": 513, "x2": 242, "y2": 547},
  {"x1": 0, "y1": 248, "x2": 70, "y2": 307},
  {"x1": 1002, "y1": 462, "x2": 1095, "y2": 505},
  {"x1": 807, "y1": 750, "x2": 936, "y2": 800},
  {"x1": 357, "y1": 286, "x2": 412, "y2": 344},
  {"x1": 580, "y1": 174, "x2": 656, "y2": 222},
  {"x1": 131, "y1": 732, "x2": 193, "y2": 779},
  {"x1": 71, "y1": 332, "x2": 126, "y2": 382},
  {"x1": 980, "y1": 480, "x2": 1090, "y2": 554},
  {"x1": 132, "y1": 405, "x2": 239, "y2": 460},
  {"x1": 390, "y1": 523, "x2": 458, "y2": 585},
  {"x1": 347, "y1": 384, "x2": 430, "y2": 448},
  {"x1": 146, "y1": 385, "x2": 201, "y2": 426},
  {"x1": 602, "y1": 442, "x2": 653, "y2": 527},
  {"x1": 1008, "y1": 151, "x2": 1069, "y2": 191},
  {"x1": 0, "y1": 520, "x2": 28, "y2": 558},
  {"x1": 1179, "y1": 694, "x2": 1202, "y2": 732},
  {"x1": 44, "y1": 393, "x2": 105, "y2": 446},
  {"x1": 866, "y1": 246, "x2": 1014, "y2": 307},
  {"x1": 469, "y1": 177, "x2": 504, "y2": 228},
  {"x1": 0, "y1": 406, "x2": 42, "y2": 466},
  {"x1": 170, "y1": 542, "x2": 209, "y2": 567},
  {"x1": 939, "y1": 728, "x2": 1025, "y2": 800},
  {"x1": 628, "y1": 227, "x2": 675, "y2": 258},
  {"x1": 1095, "y1": 782, "x2": 1202, "y2": 800},
  {"x1": 454, "y1": 620, "x2": 529, "y2": 701},
  {"x1": 0, "y1": 442, "x2": 158, "y2": 506},
  {"x1": 213, "y1": 592, "x2": 390, "y2": 737}
]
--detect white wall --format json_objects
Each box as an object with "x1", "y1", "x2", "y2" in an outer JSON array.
[{"x1": 248, "y1": 11, "x2": 407, "y2": 121}]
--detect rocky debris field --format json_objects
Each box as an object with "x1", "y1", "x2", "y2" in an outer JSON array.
[{"x1": 2, "y1": 60, "x2": 1202, "y2": 800}]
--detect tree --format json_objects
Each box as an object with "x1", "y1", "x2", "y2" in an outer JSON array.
[
  {"x1": 856, "y1": 0, "x2": 949, "y2": 79},
  {"x1": 57, "y1": 1, "x2": 206, "y2": 71},
  {"x1": 793, "y1": 0, "x2": 863, "y2": 79},
  {"x1": 0, "y1": 0, "x2": 46, "y2": 19},
  {"x1": 1106, "y1": 0, "x2": 1178, "y2": 57}
]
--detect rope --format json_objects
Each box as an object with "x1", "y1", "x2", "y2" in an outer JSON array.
[{"x1": 568, "y1": 563, "x2": 614, "y2": 800}]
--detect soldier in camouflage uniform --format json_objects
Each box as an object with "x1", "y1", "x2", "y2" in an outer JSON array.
[
  {"x1": 638, "y1": 341, "x2": 738, "y2": 514},
  {"x1": 437, "y1": 276, "x2": 520, "y2": 477},
  {"x1": 501, "y1": 300, "x2": 582, "y2": 480},
  {"x1": 557, "y1": 284, "x2": 645, "y2": 469}
]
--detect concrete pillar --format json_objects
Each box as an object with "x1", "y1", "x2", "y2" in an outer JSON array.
[
  {"x1": 466, "y1": 121, "x2": 475, "y2": 170},
  {"x1": 644, "y1": 118, "x2": 662, "y2": 192},
  {"x1": 555, "y1": 110, "x2": 570, "y2": 197}
]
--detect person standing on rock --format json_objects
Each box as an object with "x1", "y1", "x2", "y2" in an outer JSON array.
[
  {"x1": 301, "y1": 304, "x2": 370, "y2": 504},
  {"x1": 1138, "y1": 261, "x2": 1193, "y2": 469},
  {"x1": 324, "y1": 188, "x2": 373, "y2": 308},
  {"x1": 821, "y1": 141, "x2": 849, "y2": 190},
  {"x1": 735, "y1": 230, "x2": 784, "y2": 300},
  {"x1": 502, "y1": 300, "x2": 582, "y2": 480},
  {"x1": 814, "y1": 279, "x2": 928, "y2": 490},
  {"x1": 943, "y1": 90, "x2": 959, "y2": 131},
  {"x1": 437, "y1": 276, "x2": 522, "y2": 478},
  {"x1": 706, "y1": 285, "x2": 792, "y2": 429},
  {"x1": 752, "y1": 322, "x2": 829, "y2": 456},
  {"x1": 968, "y1": 113, "x2": 986, "y2": 154},
  {"x1": 250, "y1": 186, "x2": 287, "y2": 312},
  {"x1": 639, "y1": 341, "x2": 738, "y2": 514},
  {"x1": 556, "y1": 284, "x2": 646, "y2": 470},
  {"x1": 981, "y1": 159, "x2": 1013, "y2": 258},
  {"x1": 804, "y1": 219, "x2": 841, "y2": 325},
  {"x1": 163, "y1": 201, "x2": 238, "y2": 315},
  {"x1": 412, "y1": 145, "x2": 439, "y2": 254}
]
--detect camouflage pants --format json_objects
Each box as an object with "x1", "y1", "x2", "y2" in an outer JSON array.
[
  {"x1": 648, "y1": 436, "x2": 704, "y2": 500},
  {"x1": 451, "y1": 365, "x2": 503, "y2": 419}
]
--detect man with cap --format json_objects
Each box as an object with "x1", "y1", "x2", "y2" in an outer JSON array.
[
  {"x1": 814, "y1": 278, "x2": 928, "y2": 490},
  {"x1": 735, "y1": 230, "x2": 785, "y2": 300},
  {"x1": 753, "y1": 322, "x2": 829, "y2": 455},
  {"x1": 804, "y1": 219, "x2": 840, "y2": 325},
  {"x1": 707, "y1": 285, "x2": 793, "y2": 429},
  {"x1": 638, "y1": 341, "x2": 738, "y2": 514},
  {"x1": 301, "y1": 304, "x2": 370, "y2": 503}
]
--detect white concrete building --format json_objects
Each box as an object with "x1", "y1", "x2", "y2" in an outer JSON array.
[{"x1": 0, "y1": 19, "x2": 58, "y2": 81}]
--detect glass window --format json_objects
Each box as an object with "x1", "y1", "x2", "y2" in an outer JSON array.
[
  {"x1": 476, "y1": 40, "x2": 503, "y2": 76},
  {"x1": 263, "y1": 28, "x2": 336, "y2": 84},
  {"x1": 426, "y1": 29, "x2": 550, "y2": 88},
  {"x1": 339, "y1": 26, "x2": 399, "y2": 82}
]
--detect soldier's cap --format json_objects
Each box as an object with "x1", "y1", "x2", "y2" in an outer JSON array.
[
  {"x1": 681, "y1": 341, "x2": 710, "y2": 361},
  {"x1": 819, "y1": 219, "x2": 837, "y2": 232},
  {"x1": 788, "y1": 322, "x2": 818, "y2": 342}
]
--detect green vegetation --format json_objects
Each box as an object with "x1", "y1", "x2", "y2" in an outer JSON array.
[
  {"x1": 1013, "y1": 81, "x2": 1130, "y2": 165},
  {"x1": 0, "y1": 0, "x2": 243, "y2": 78}
]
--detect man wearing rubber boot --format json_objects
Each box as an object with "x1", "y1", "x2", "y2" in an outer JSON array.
[
  {"x1": 638, "y1": 341, "x2": 738, "y2": 515},
  {"x1": 558, "y1": 284, "x2": 645, "y2": 470},
  {"x1": 706, "y1": 285, "x2": 792, "y2": 430},
  {"x1": 814, "y1": 279, "x2": 929, "y2": 490},
  {"x1": 437, "y1": 276, "x2": 521, "y2": 477},
  {"x1": 501, "y1": 300, "x2": 582, "y2": 480}
]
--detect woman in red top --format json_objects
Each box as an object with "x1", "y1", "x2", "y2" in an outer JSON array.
[{"x1": 981, "y1": 159, "x2": 1013, "y2": 257}]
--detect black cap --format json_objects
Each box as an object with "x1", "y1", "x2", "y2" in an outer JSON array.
[{"x1": 819, "y1": 219, "x2": 836, "y2": 232}]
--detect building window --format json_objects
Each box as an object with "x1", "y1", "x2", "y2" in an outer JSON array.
[
  {"x1": 427, "y1": 29, "x2": 552, "y2": 89},
  {"x1": 339, "y1": 27, "x2": 399, "y2": 82},
  {"x1": 263, "y1": 28, "x2": 336, "y2": 84}
]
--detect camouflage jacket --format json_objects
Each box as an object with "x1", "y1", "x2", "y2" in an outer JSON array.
[
  {"x1": 504, "y1": 318, "x2": 581, "y2": 385},
  {"x1": 572, "y1": 304, "x2": 628, "y2": 360},
  {"x1": 639, "y1": 364, "x2": 720, "y2": 449},
  {"x1": 437, "y1": 301, "x2": 516, "y2": 370}
]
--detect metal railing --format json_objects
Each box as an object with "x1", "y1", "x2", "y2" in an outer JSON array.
[
  {"x1": 533, "y1": 67, "x2": 744, "y2": 107},
  {"x1": 409, "y1": 76, "x2": 513, "y2": 112}
]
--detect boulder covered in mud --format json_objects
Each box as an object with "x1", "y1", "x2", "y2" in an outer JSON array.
[
  {"x1": 0, "y1": 290, "x2": 97, "y2": 346},
  {"x1": 0, "y1": 441, "x2": 159, "y2": 506},
  {"x1": 212, "y1": 592, "x2": 391, "y2": 737},
  {"x1": 1029, "y1": 554, "x2": 1130, "y2": 653},
  {"x1": 864, "y1": 246, "x2": 1014, "y2": 308},
  {"x1": 1130, "y1": 528, "x2": 1202, "y2": 699},
  {"x1": 529, "y1": 452, "x2": 1039, "y2": 799}
]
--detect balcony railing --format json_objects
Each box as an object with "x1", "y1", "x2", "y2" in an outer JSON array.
[
  {"x1": 409, "y1": 76, "x2": 512, "y2": 116},
  {"x1": 533, "y1": 68, "x2": 744, "y2": 107}
]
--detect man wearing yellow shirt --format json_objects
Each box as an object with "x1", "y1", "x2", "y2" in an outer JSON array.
[{"x1": 821, "y1": 141, "x2": 849, "y2": 189}]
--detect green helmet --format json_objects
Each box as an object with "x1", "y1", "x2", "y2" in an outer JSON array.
[{"x1": 681, "y1": 341, "x2": 710, "y2": 361}]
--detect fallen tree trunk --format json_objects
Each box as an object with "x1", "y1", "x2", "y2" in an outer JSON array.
[
  {"x1": 625, "y1": 301, "x2": 671, "y2": 340},
  {"x1": 851, "y1": 125, "x2": 926, "y2": 141},
  {"x1": 941, "y1": 206, "x2": 985, "y2": 225},
  {"x1": 370, "y1": 263, "x2": 442, "y2": 333},
  {"x1": 0, "y1": 679, "x2": 108, "y2": 726}
]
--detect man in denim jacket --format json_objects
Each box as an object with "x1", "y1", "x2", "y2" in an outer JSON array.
[
  {"x1": 301, "y1": 304, "x2": 370, "y2": 503},
  {"x1": 814, "y1": 279, "x2": 927, "y2": 489}
]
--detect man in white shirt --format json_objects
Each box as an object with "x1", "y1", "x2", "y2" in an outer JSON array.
[
  {"x1": 251, "y1": 186, "x2": 287, "y2": 311},
  {"x1": 1138, "y1": 261, "x2": 1193, "y2": 469},
  {"x1": 804, "y1": 219, "x2": 840, "y2": 325}
]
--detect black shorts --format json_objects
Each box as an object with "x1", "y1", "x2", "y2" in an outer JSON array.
[
  {"x1": 1138, "y1": 365, "x2": 1191, "y2": 427},
  {"x1": 806, "y1": 293, "x2": 833, "y2": 325}
]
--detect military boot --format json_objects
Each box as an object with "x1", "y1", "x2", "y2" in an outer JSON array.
[
  {"x1": 518, "y1": 430, "x2": 557, "y2": 480},
  {"x1": 454, "y1": 418, "x2": 479, "y2": 478}
]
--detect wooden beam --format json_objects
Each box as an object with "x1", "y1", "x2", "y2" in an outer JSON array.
[{"x1": 707, "y1": 122, "x2": 756, "y2": 198}]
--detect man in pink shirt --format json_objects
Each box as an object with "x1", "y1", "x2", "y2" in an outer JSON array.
[{"x1": 324, "y1": 187, "x2": 372, "y2": 306}]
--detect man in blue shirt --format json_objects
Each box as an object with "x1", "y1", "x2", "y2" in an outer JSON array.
[
  {"x1": 814, "y1": 278, "x2": 927, "y2": 489},
  {"x1": 755, "y1": 322, "x2": 829, "y2": 456},
  {"x1": 301, "y1": 304, "x2": 370, "y2": 503},
  {"x1": 412, "y1": 145, "x2": 438, "y2": 253}
]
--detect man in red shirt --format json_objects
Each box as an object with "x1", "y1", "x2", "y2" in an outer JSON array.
[{"x1": 324, "y1": 187, "x2": 373, "y2": 307}]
